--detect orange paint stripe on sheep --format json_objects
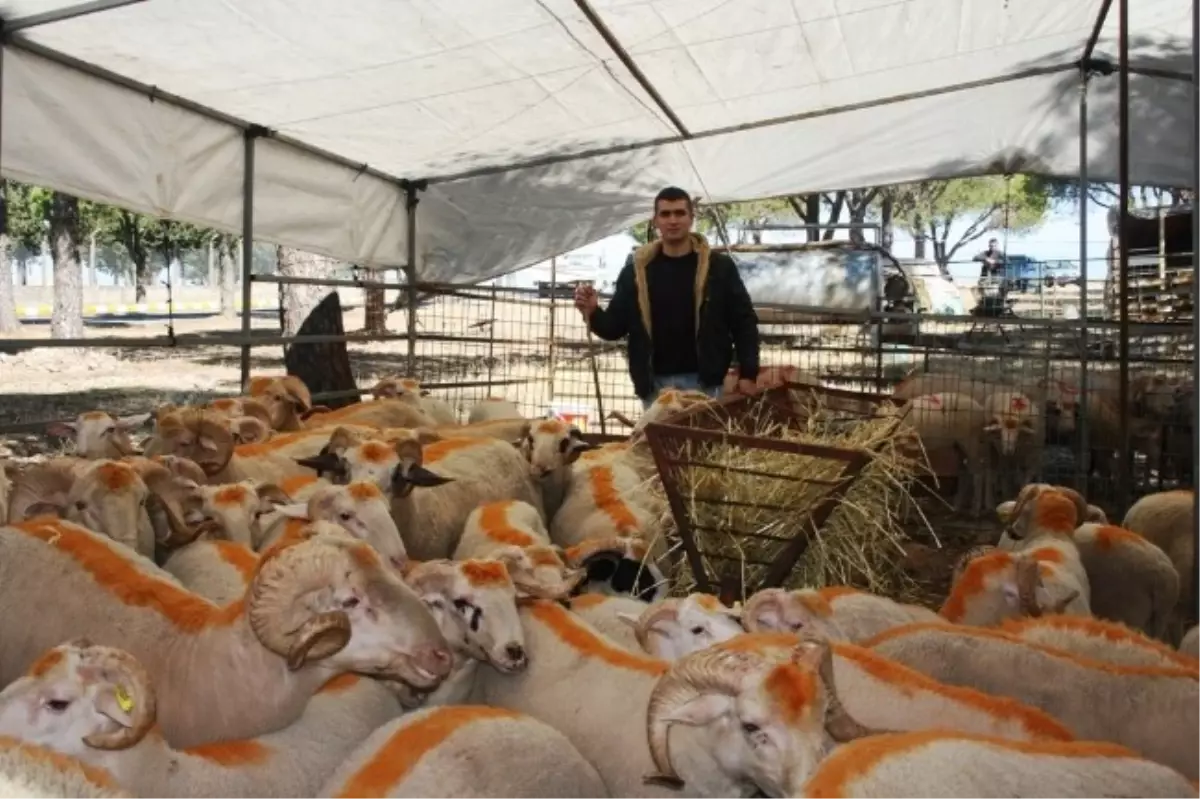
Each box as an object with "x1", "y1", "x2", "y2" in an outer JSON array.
[
  {"x1": 530, "y1": 600, "x2": 667, "y2": 676},
  {"x1": 0, "y1": 736, "x2": 122, "y2": 789},
  {"x1": 1000, "y1": 616, "x2": 1200, "y2": 672},
  {"x1": 587, "y1": 466, "x2": 639, "y2": 534},
  {"x1": 423, "y1": 437, "x2": 485, "y2": 464},
  {"x1": 211, "y1": 541, "x2": 259, "y2": 584},
  {"x1": 477, "y1": 501, "x2": 536, "y2": 547},
  {"x1": 235, "y1": 430, "x2": 327, "y2": 458},
  {"x1": 185, "y1": 739, "x2": 272, "y2": 767},
  {"x1": 278, "y1": 474, "x2": 319, "y2": 497}
]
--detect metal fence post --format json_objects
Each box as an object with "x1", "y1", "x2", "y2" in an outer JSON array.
[
  {"x1": 1115, "y1": 0, "x2": 1132, "y2": 514},
  {"x1": 547, "y1": 256, "x2": 558, "y2": 403},
  {"x1": 239, "y1": 126, "x2": 265, "y2": 392},
  {"x1": 1077, "y1": 69, "x2": 1091, "y2": 491},
  {"x1": 403, "y1": 181, "x2": 425, "y2": 376}
]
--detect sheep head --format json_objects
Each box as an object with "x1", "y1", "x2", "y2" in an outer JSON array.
[
  {"x1": 247, "y1": 526, "x2": 453, "y2": 688},
  {"x1": 514, "y1": 419, "x2": 596, "y2": 480},
  {"x1": 46, "y1": 412, "x2": 150, "y2": 460},
  {"x1": 272, "y1": 480, "x2": 408, "y2": 572},
  {"x1": 741, "y1": 588, "x2": 845, "y2": 641},
  {"x1": 0, "y1": 640, "x2": 156, "y2": 753},
  {"x1": 489, "y1": 543, "x2": 584, "y2": 602},
  {"x1": 618, "y1": 594, "x2": 744, "y2": 660},
  {"x1": 564, "y1": 537, "x2": 668, "y2": 602},
  {"x1": 248, "y1": 376, "x2": 313, "y2": 431},
  {"x1": 153, "y1": 410, "x2": 235, "y2": 477},
  {"x1": 295, "y1": 428, "x2": 452, "y2": 498}
]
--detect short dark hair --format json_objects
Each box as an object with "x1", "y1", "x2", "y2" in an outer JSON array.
[{"x1": 654, "y1": 186, "x2": 693, "y2": 213}]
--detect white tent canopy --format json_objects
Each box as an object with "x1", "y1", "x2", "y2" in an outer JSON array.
[{"x1": 0, "y1": 0, "x2": 1193, "y2": 282}]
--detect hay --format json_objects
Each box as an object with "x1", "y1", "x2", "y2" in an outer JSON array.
[{"x1": 651, "y1": 391, "x2": 936, "y2": 602}]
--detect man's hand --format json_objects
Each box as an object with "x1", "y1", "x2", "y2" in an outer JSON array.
[
  {"x1": 736, "y1": 378, "x2": 758, "y2": 396},
  {"x1": 574, "y1": 284, "x2": 599, "y2": 318}
]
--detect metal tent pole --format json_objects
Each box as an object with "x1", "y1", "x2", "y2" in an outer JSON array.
[
  {"x1": 238, "y1": 127, "x2": 264, "y2": 392},
  {"x1": 402, "y1": 181, "x2": 425, "y2": 375},
  {"x1": 1190, "y1": 0, "x2": 1200, "y2": 627},
  {"x1": 1115, "y1": 0, "x2": 1131, "y2": 515},
  {"x1": 1077, "y1": 70, "x2": 1091, "y2": 492}
]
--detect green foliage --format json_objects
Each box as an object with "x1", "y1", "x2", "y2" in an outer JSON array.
[{"x1": 889, "y1": 175, "x2": 1052, "y2": 265}]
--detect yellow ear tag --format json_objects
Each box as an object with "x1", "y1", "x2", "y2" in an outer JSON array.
[{"x1": 114, "y1": 685, "x2": 134, "y2": 714}]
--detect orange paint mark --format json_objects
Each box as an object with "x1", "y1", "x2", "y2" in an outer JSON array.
[
  {"x1": 12, "y1": 518, "x2": 243, "y2": 633},
  {"x1": 212, "y1": 541, "x2": 258, "y2": 584},
  {"x1": 317, "y1": 673, "x2": 362, "y2": 694},
  {"x1": 588, "y1": 467, "x2": 639, "y2": 534},
  {"x1": 27, "y1": 649, "x2": 64, "y2": 678},
  {"x1": 530, "y1": 601, "x2": 667, "y2": 676},
  {"x1": 305, "y1": 402, "x2": 372, "y2": 422},
  {"x1": 796, "y1": 591, "x2": 833, "y2": 618},
  {"x1": 235, "y1": 430, "x2": 327, "y2": 458},
  {"x1": 360, "y1": 442, "x2": 394, "y2": 465},
  {"x1": 0, "y1": 736, "x2": 121, "y2": 790},
  {"x1": 1027, "y1": 547, "x2": 1065, "y2": 564},
  {"x1": 461, "y1": 560, "x2": 510, "y2": 587},
  {"x1": 763, "y1": 662, "x2": 818, "y2": 724},
  {"x1": 211, "y1": 399, "x2": 239, "y2": 411},
  {"x1": 349, "y1": 541, "x2": 385, "y2": 572},
  {"x1": 567, "y1": 593, "x2": 611, "y2": 610},
  {"x1": 535, "y1": 419, "x2": 566, "y2": 435},
  {"x1": 1032, "y1": 493, "x2": 1078, "y2": 534},
  {"x1": 818, "y1": 586, "x2": 862, "y2": 602},
  {"x1": 213, "y1": 485, "x2": 249, "y2": 506},
  {"x1": 527, "y1": 546, "x2": 565, "y2": 568},
  {"x1": 478, "y1": 501, "x2": 537, "y2": 547},
  {"x1": 81, "y1": 411, "x2": 111, "y2": 421},
  {"x1": 185, "y1": 739, "x2": 272, "y2": 767},
  {"x1": 862, "y1": 623, "x2": 1199, "y2": 680},
  {"x1": 279, "y1": 474, "x2": 319, "y2": 497},
  {"x1": 95, "y1": 462, "x2": 138, "y2": 492},
  {"x1": 940, "y1": 551, "x2": 1014, "y2": 622},
  {"x1": 1001, "y1": 615, "x2": 1200, "y2": 672},
  {"x1": 802, "y1": 730, "x2": 1138, "y2": 798},
  {"x1": 1092, "y1": 525, "x2": 1147, "y2": 550},
  {"x1": 423, "y1": 437, "x2": 484, "y2": 465},
  {"x1": 332, "y1": 706, "x2": 522, "y2": 797},
  {"x1": 347, "y1": 481, "x2": 383, "y2": 501},
  {"x1": 692, "y1": 594, "x2": 724, "y2": 612}
]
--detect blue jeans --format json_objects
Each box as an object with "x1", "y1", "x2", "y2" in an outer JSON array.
[{"x1": 641, "y1": 373, "x2": 721, "y2": 410}]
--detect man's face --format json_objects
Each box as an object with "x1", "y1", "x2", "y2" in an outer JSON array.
[
  {"x1": 988, "y1": 239, "x2": 998, "y2": 252},
  {"x1": 654, "y1": 199, "x2": 693, "y2": 243}
]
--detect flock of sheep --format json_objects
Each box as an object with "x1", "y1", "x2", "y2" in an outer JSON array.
[{"x1": 0, "y1": 370, "x2": 1194, "y2": 798}]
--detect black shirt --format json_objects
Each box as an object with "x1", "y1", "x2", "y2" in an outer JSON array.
[{"x1": 646, "y1": 250, "x2": 699, "y2": 375}]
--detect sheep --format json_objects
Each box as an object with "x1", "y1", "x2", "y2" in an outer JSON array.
[
  {"x1": 562, "y1": 593, "x2": 649, "y2": 650},
  {"x1": 162, "y1": 540, "x2": 259, "y2": 606},
  {"x1": 1070, "y1": 522, "x2": 1180, "y2": 638},
  {"x1": 304, "y1": 399, "x2": 436, "y2": 431},
  {"x1": 611, "y1": 593, "x2": 744, "y2": 660},
  {"x1": 203, "y1": 396, "x2": 276, "y2": 431},
  {"x1": 247, "y1": 375, "x2": 314, "y2": 431},
  {"x1": 0, "y1": 516, "x2": 452, "y2": 747},
  {"x1": 476, "y1": 604, "x2": 1070, "y2": 797},
  {"x1": 891, "y1": 371, "x2": 1011, "y2": 405},
  {"x1": 319, "y1": 706, "x2": 608, "y2": 798},
  {"x1": 455, "y1": 499, "x2": 584, "y2": 600},
  {"x1": 0, "y1": 736, "x2": 130, "y2": 798},
  {"x1": 562, "y1": 536, "x2": 670, "y2": 603},
  {"x1": 1181, "y1": 625, "x2": 1199, "y2": 658},
  {"x1": 877, "y1": 391, "x2": 988, "y2": 517},
  {"x1": 980, "y1": 389, "x2": 1042, "y2": 509},
  {"x1": 513, "y1": 418, "x2": 597, "y2": 516},
  {"x1": 298, "y1": 428, "x2": 545, "y2": 560},
  {"x1": 433, "y1": 416, "x2": 532, "y2": 444},
  {"x1": 939, "y1": 550, "x2": 1087, "y2": 626},
  {"x1": 371, "y1": 376, "x2": 460, "y2": 426},
  {"x1": 46, "y1": 412, "x2": 151, "y2": 460},
  {"x1": 0, "y1": 640, "x2": 404, "y2": 797},
  {"x1": 795, "y1": 730, "x2": 1198, "y2": 798},
  {"x1": 549, "y1": 459, "x2": 661, "y2": 550},
  {"x1": 0, "y1": 462, "x2": 11, "y2": 524},
  {"x1": 7, "y1": 459, "x2": 159, "y2": 558},
  {"x1": 741, "y1": 586, "x2": 942, "y2": 642},
  {"x1": 467, "y1": 397, "x2": 523, "y2": 424},
  {"x1": 999, "y1": 615, "x2": 1200, "y2": 671},
  {"x1": 156, "y1": 479, "x2": 291, "y2": 549},
  {"x1": 991, "y1": 485, "x2": 1091, "y2": 607},
  {"x1": 1123, "y1": 489, "x2": 1196, "y2": 635},
  {"x1": 865, "y1": 622, "x2": 1200, "y2": 778}
]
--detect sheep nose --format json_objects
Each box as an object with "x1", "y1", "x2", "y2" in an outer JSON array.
[{"x1": 505, "y1": 643, "x2": 526, "y2": 664}]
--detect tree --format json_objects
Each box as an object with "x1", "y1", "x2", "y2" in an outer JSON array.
[
  {"x1": 889, "y1": 176, "x2": 1051, "y2": 268},
  {"x1": 0, "y1": 181, "x2": 23, "y2": 333},
  {"x1": 46, "y1": 191, "x2": 84, "y2": 339},
  {"x1": 216, "y1": 233, "x2": 239, "y2": 318},
  {"x1": 1042, "y1": 179, "x2": 1189, "y2": 210},
  {"x1": 98, "y1": 208, "x2": 155, "y2": 301},
  {"x1": 361, "y1": 267, "x2": 388, "y2": 335},
  {"x1": 276, "y1": 246, "x2": 338, "y2": 336}
]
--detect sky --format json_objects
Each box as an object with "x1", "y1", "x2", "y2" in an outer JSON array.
[{"x1": 504, "y1": 196, "x2": 1114, "y2": 289}]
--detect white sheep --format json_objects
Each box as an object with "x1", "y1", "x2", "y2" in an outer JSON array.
[
  {"x1": 562, "y1": 536, "x2": 670, "y2": 603},
  {"x1": 549, "y1": 459, "x2": 664, "y2": 553},
  {"x1": 741, "y1": 586, "x2": 942, "y2": 641},
  {"x1": 991, "y1": 485, "x2": 1091, "y2": 608},
  {"x1": 891, "y1": 371, "x2": 1012, "y2": 405},
  {"x1": 0, "y1": 641, "x2": 405, "y2": 797},
  {"x1": 371, "y1": 376, "x2": 460, "y2": 426},
  {"x1": 612, "y1": 593, "x2": 745, "y2": 660},
  {"x1": 0, "y1": 463, "x2": 11, "y2": 525},
  {"x1": 562, "y1": 593, "x2": 649, "y2": 650},
  {"x1": 0, "y1": 736, "x2": 130, "y2": 798},
  {"x1": 0, "y1": 516, "x2": 452, "y2": 748},
  {"x1": 866, "y1": 622, "x2": 1200, "y2": 779},
  {"x1": 1000, "y1": 615, "x2": 1200, "y2": 671},
  {"x1": 455, "y1": 499, "x2": 583, "y2": 600},
  {"x1": 246, "y1": 375, "x2": 314, "y2": 431},
  {"x1": 319, "y1": 706, "x2": 607, "y2": 798},
  {"x1": 514, "y1": 418, "x2": 597, "y2": 517},
  {"x1": 303, "y1": 399, "x2": 436, "y2": 431},
  {"x1": 475, "y1": 603, "x2": 1071, "y2": 797},
  {"x1": 46, "y1": 412, "x2": 151, "y2": 460},
  {"x1": 939, "y1": 549, "x2": 1086, "y2": 626},
  {"x1": 162, "y1": 539, "x2": 258, "y2": 606},
  {"x1": 795, "y1": 730, "x2": 1197, "y2": 798},
  {"x1": 877, "y1": 391, "x2": 988, "y2": 517},
  {"x1": 1123, "y1": 489, "x2": 1196, "y2": 636},
  {"x1": 980, "y1": 389, "x2": 1042, "y2": 510},
  {"x1": 466, "y1": 397, "x2": 524, "y2": 424},
  {"x1": 1181, "y1": 625, "x2": 1199, "y2": 658},
  {"x1": 299, "y1": 429, "x2": 545, "y2": 561}
]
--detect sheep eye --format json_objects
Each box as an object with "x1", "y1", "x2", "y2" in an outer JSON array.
[
  {"x1": 339, "y1": 511, "x2": 353, "y2": 522},
  {"x1": 453, "y1": 599, "x2": 470, "y2": 612},
  {"x1": 741, "y1": 722, "x2": 760, "y2": 735},
  {"x1": 558, "y1": 438, "x2": 570, "y2": 454},
  {"x1": 689, "y1": 626, "x2": 705, "y2": 635},
  {"x1": 74, "y1": 501, "x2": 87, "y2": 512},
  {"x1": 341, "y1": 596, "x2": 360, "y2": 609},
  {"x1": 44, "y1": 699, "x2": 70, "y2": 713}
]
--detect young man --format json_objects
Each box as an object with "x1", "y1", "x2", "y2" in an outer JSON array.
[{"x1": 574, "y1": 187, "x2": 760, "y2": 408}]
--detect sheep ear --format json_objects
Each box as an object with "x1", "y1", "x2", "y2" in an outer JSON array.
[
  {"x1": 996, "y1": 501, "x2": 1017, "y2": 523},
  {"x1": 660, "y1": 694, "x2": 734, "y2": 727},
  {"x1": 1001, "y1": 582, "x2": 1021, "y2": 610},
  {"x1": 616, "y1": 612, "x2": 641, "y2": 628},
  {"x1": 94, "y1": 687, "x2": 135, "y2": 730},
  {"x1": 116, "y1": 413, "x2": 152, "y2": 430},
  {"x1": 274, "y1": 503, "x2": 310, "y2": 520}
]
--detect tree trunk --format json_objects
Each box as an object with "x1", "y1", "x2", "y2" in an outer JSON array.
[
  {"x1": 134, "y1": 255, "x2": 152, "y2": 303},
  {"x1": 911, "y1": 212, "x2": 926, "y2": 259},
  {"x1": 284, "y1": 290, "x2": 357, "y2": 411},
  {"x1": 87, "y1": 231, "x2": 97, "y2": 287},
  {"x1": 48, "y1": 192, "x2": 84, "y2": 340},
  {"x1": 207, "y1": 239, "x2": 217, "y2": 287},
  {"x1": 879, "y1": 191, "x2": 895, "y2": 252},
  {"x1": 276, "y1": 246, "x2": 338, "y2": 335},
  {"x1": 0, "y1": 182, "x2": 20, "y2": 333},
  {"x1": 804, "y1": 195, "x2": 820, "y2": 242},
  {"x1": 219, "y1": 235, "x2": 238, "y2": 318},
  {"x1": 363, "y1": 269, "x2": 387, "y2": 335},
  {"x1": 821, "y1": 191, "x2": 846, "y2": 240}
]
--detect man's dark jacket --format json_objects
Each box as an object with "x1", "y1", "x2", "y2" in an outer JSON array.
[{"x1": 587, "y1": 233, "x2": 760, "y2": 399}]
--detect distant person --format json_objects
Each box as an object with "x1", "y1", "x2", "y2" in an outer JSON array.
[
  {"x1": 573, "y1": 187, "x2": 760, "y2": 408},
  {"x1": 974, "y1": 238, "x2": 1006, "y2": 280}
]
